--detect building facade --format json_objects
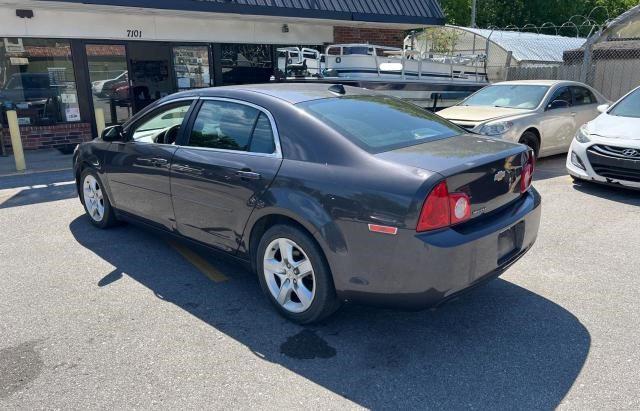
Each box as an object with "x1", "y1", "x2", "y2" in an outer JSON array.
[{"x1": 0, "y1": 0, "x2": 444, "y2": 153}]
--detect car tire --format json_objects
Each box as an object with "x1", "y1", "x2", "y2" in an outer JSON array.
[
  {"x1": 519, "y1": 131, "x2": 540, "y2": 159},
  {"x1": 80, "y1": 168, "x2": 118, "y2": 229},
  {"x1": 256, "y1": 224, "x2": 340, "y2": 324}
]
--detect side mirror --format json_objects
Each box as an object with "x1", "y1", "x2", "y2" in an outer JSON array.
[
  {"x1": 547, "y1": 99, "x2": 570, "y2": 110},
  {"x1": 101, "y1": 125, "x2": 124, "y2": 142},
  {"x1": 597, "y1": 104, "x2": 610, "y2": 114}
]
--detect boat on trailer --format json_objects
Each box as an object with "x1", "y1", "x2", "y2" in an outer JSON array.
[{"x1": 275, "y1": 43, "x2": 489, "y2": 110}]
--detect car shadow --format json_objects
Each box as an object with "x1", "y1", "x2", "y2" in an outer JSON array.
[
  {"x1": 572, "y1": 179, "x2": 640, "y2": 206},
  {"x1": 69, "y1": 216, "x2": 590, "y2": 409},
  {"x1": 533, "y1": 154, "x2": 568, "y2": 181}
]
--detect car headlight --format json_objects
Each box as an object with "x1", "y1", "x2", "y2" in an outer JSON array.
[
  {"x1": 479, "y1": 121, "x2": 514, "y2": 136},
  {"x1": 575, "y1": 126, "x2": 591, "y2": 144}
]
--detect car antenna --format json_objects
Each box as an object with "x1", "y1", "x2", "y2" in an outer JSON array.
[{"x1": 328, "y1": 84, "x2": 346, "y2": 95}]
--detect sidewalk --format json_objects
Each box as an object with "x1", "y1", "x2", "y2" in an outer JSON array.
[{"x1": 0, "y1": 148, "x2": 73, "y2": 176}]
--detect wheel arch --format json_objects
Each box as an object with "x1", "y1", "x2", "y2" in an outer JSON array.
[
  {"x1": 520, "y1": 127, "x2": 541, "y2": 154},
  {"x1": 243, "y1": 208, "x2": 344, "y2": 280},
  {"x1": 75, "y1": 153, "x2": 114, "y2": 206}
]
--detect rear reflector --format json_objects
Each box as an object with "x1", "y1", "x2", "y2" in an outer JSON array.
[
  {"x1": 368, "y1": 224, "x2": 398, "y2": 235},
  {"x1": 417, "y1": 181, "x2": 471, "y2": 232}
]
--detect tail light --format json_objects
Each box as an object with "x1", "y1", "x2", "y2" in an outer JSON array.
[
  {"x1": 417, "y1": 181, "x2": 471, "y2": 232},
  {"x1": 520, "y1": 152, "x2": 535, "y2": 193}
]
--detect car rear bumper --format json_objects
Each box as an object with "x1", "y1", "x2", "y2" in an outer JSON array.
[{"x1": 334, "y1": 188, "x2": 541, "y2": 309}]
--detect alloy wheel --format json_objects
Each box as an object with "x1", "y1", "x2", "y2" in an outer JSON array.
[
  {"x1": 263, "y1": 238, "x2": 316, "y2": 313},
  {"x1": 83, "y1": 174, "x2": 105, "y2": 222}
]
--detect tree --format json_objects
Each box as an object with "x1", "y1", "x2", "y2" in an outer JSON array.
[{"x1": 438, "y1": 0, "x2": 639, "y2": 29}]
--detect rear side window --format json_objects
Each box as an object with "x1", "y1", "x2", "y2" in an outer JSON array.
[
  {"x1": 187, "y1": 100, "x2": 276, "y2": 154},
  {"x1": 249, "y1": 113, "x2": 276, "y2": 154},
  {"x1": 298, "y1": 95, "x2": 461, "y2": 153},
  {"x1": 571, "y1": 86, "x2": 597, "y2": 106}
]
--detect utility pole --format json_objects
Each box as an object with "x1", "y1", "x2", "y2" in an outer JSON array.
[{"x1": 471, "y1": 0, "x2": 477, "y2": 27}]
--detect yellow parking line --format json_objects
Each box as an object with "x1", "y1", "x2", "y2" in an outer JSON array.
[{"x1": 168, "y1": 241, "x2": 229, "y2": 283}]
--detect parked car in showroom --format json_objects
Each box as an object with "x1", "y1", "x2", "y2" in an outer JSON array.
[
  {"x1": 567, "y1": 85, "x2": 640, "y2": 188},
  {"x1": 73, "y1": 83, "x2": 540, "y2": 323},
  {"x1": 438, "y1": 80, "x2": 607, "y2": 158}
]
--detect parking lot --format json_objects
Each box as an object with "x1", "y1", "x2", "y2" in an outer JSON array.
[{"x1": 1, "y1": 155, "x2": 639, "y2": 409}]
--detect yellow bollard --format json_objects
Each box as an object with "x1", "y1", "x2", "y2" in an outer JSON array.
[
  {"x1": 95, "y1": 108, "x2": 106, "y2": 138},
  {"x1": 6, "y1": 110, "x2": 26, "y2": 172}
]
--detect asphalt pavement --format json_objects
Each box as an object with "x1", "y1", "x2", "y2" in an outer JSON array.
[{"x1": 0, "y1": 156, "x2": 639, "y2": 410}]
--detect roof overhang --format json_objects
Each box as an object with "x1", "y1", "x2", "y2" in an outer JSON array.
[{"x1": 31, "y1": 0, "x2": 445, "y2": 27}]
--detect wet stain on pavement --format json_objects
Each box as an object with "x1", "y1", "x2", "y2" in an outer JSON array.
[
  {"x1": 280, "y1": 329, "x2": 337, "y2": 360},
  {"x1": 0, "y1": 340, "x2": 44, "y2": 399}
]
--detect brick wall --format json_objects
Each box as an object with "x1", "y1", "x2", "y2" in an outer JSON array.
[
  {"x1": 333, "y1": 26, "x2": 407, "y2": 48},
  {"x1": 1, "y1": 122, "x2": 93, "y2": 153}
]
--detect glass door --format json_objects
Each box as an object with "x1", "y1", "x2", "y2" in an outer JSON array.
[
  {"x1": 127, "y1": 42, "x2": 175, "y2": 113},
  {"x1": 85, "y1": 44, "x2": 131, "y2": 126}
]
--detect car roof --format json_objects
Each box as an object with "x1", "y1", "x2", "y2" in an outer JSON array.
[
  {"x1": 172, "y1": 83, "x2": 373, "y2": 104},
  {"x1": 493, "y1": 80, "x2": 589, "y2": 87}
]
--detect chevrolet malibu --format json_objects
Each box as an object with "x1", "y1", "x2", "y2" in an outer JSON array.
[
  {"x1": 74, "y1": 84, "x2": 541, "y2": 323},
  {"x1": 438, "y1": 80, "x2": 607, "y2": 158}
]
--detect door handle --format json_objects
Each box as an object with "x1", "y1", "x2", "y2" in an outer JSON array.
[
  {"x1": 571, "y1": 112, "x2": 577, "y2": 117},
  {"x1": 236, "y1": 170, "x2": 261, "y2": 180}
]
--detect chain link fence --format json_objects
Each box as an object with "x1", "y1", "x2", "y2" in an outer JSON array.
[
  {"x1": 500, "y1": 8, "x2": 640, "y2": 102},
  {"x1": 406, "y1": 10, "x2": 640, "y2": 102}
]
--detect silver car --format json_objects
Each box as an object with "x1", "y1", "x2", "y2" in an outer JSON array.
[{"x1": 438, "y1": 80, "x2": 608, "y2": 158}]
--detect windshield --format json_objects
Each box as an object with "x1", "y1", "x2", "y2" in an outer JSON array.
[
  {"x1": 462, "y1": 85, "x2": 550, "y2": 109},
  {"x1": 299, "y1": 95, "x2": 462, "y2": 153},
  {"x1": 610, "y1": 88, "x2": 640, "y2": 118}
]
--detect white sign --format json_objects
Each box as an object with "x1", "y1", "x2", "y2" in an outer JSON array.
[
  {"x1": 9, "y1": 57, "x2": 28, "y2": 66},
  {"x1": 61, "y1": 93, "x2": 77, "y2": 104},
  {"x1": 65, "y1": 108, "x2": 81, "y2": 122}
]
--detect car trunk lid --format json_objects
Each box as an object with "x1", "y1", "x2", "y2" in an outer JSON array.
[{"x1": 376, "y1": 134, "x2": 531, "y2": 219}]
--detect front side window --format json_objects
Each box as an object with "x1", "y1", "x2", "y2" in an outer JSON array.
[
  {"x1": 571, "y1": 86, "x2": 597, "y2": 106},
  {"x1": 610, "y1": 88, "x2": 640, "y2": 118},
  {"x1": 462, "y1": 85, "x2": 550, "y2": 109},
  {"x1": 130, "y1": 102, "x2": 192, "y2": 144},
  {"x1": 547, "y1": 87, "x2": 573, "y2": 107},
  {"x1": 299, "y1": 95, "x2": 461, "y2": 153},
  {"x1": 0, "y1": 38, "x2": 80, "y2": 126},
  {"x1": 187, "y1": 100, "x2": 276, "y2": 154}
]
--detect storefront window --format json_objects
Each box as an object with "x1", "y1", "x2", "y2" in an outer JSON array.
[
  {"x1": 0, "y1": 38, "x2": 80, "y2": 126},
  {"x1": 86, "y1": 44, "x2": 131, "y2": 126},
  {"x1": 173, "y1": 46, "x2": 211, "y2": 90},
  {"x1": 221, "y1": 44, "x2": 273, "y2": 85},
  {"x1": 276, "y1": 44, "x2": 323, "y2": 78}
]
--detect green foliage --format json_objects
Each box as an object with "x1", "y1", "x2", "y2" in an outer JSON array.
[
  {"x1": 438, "y1": 0, "x2": 639, "y2": 29},
  {"x1": 416, "y1": 28, "x2": 462, "y2": 53}
]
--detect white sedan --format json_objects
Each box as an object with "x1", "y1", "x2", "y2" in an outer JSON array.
[
  {"x1": 567, "y1": 85, "x2": 640, "y2": 189},
  {"x1": 438, "y1": 80, "x2": 608, "y2": 158}
]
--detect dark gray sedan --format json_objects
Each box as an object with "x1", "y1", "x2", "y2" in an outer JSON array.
[{"x1": 73, "y1": 83, "x2": 541, "y2": 323}]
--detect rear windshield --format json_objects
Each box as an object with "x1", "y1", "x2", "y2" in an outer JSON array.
[
  {"x1": 610, "y1": 88, "x2": 640, "y2": 118},
  {"x1": 298, "y1": 95, "x2": 461, "y2": 152}
]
